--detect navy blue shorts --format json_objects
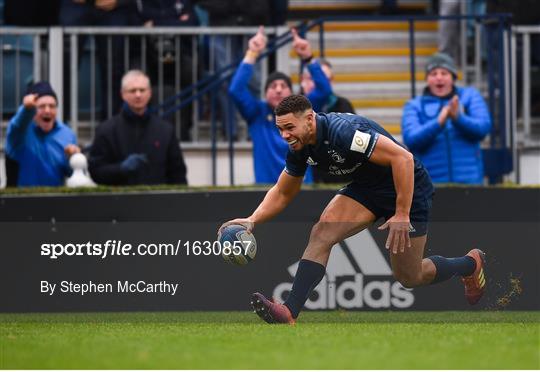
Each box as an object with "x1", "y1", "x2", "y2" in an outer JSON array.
[{"x1": 337, "y1": 172, "x2": 434, "y2": 237}]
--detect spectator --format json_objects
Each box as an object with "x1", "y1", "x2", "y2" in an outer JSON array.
[
  {"x1": 401, "y1": 53, "x2": 491, "y2": 185},
  {"x1": 228, "y1": 27, "x2": 331, "y2": 184},
  {"x1": 301, "y1": 58, "x2": 355, "y2": 184},
  {"x1": 301, "y1": 58, "x2": 355, "y2": 114},
  {"x1": 88, "y1": 70, "x2": 187, "y2": 186},
  {"x1": 5, "y1": 82, "x2": 80, "y2": 187},
  {"x1": 59, "y1": 0, "x2": 138, "y2": 119}
]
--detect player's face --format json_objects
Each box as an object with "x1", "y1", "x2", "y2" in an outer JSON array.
[
  {"x1": 266, "y1": 80, "x2": 292, "y2": 109},
  {"x1": 121, "y1": 75, "x2": 152, "y2": 114},
  {"x1": 275, "y1": 111, "x2": 316, "y2": 151},
  {"x1": 426, "y1": 68, "x2": 454, "y2": 97},
  {"x1": 34, "y1": 96, "x2": 57, "y2": 133}
]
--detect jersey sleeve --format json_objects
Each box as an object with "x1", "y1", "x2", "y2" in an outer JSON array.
[
  {"x1": 284, "y1": 149, "x2": 309, "y2": 177},
  {"x1": 328, "y1": 114, "x2": 380, "y2": 161}
]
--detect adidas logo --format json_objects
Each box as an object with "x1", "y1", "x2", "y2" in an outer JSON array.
[
  {"x1": 307, "y1": 157, "x2": 318, "y2": 166},
  {"x1": 273, "y1": 230, "x2": 415, "y2": 309}
]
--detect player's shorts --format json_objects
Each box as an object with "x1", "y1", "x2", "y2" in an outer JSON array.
[{"x1": 337, "y1": 168, "x2": 434, "y2": 237}]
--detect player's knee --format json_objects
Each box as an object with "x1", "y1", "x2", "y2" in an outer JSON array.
[
  {"x1": 309, "y1": 221, "x2": 340, "y2": 247},
  {"x1": 394, "y1": 271, "x2": 423, "y2": 288}
]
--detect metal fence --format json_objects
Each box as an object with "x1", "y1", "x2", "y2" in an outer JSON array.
[
  {"x1": 0, "y1": 26, "x2": 283, "y2": 143},
  {"x1": 60, "y1": 26, "x2": 282, "y2": 143},
  {"x1": 510, "y1": 25, "x2": 540, "y2": 184},
  {"x1": 0, "y1": 27, "x2": 47, "y2": 115},
  {"x1": 512, "y1": 26, "x2": 540, "y2": 143}
]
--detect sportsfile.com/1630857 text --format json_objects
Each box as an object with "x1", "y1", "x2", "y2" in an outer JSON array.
[{"x1": 40, "y1": 240, "x2": 252, "y2": 260}]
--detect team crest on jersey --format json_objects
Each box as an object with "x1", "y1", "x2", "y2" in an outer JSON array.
[
  {"x1": 307, "y1": 157, "x2": 318, "y2": 166},
  {"x1": 329, "y1": 150, "x2": 345, "y2": 163}
]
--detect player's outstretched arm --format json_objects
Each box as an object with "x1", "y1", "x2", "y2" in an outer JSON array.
[
  {"x1": 219, "y1": 171, "x2": 303, "y2": 233},
  {"x1": 370, "y1": 136, "x2": 414, "y2": 254}
]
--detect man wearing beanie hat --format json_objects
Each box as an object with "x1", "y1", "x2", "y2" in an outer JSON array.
[
  {"x1": 5, "y1": 81, "x2": 80, "y2": 186},
  {"x1": 401, "y1": 52, "x2": 491, "y2": 184},
  {"x1": 229, "y1": 26, "x2": 331, "y2": 184}
]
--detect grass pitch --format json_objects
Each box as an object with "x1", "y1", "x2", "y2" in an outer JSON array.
[{"x1": 1, "y1": 311, "x2": 538, "y2": 369}]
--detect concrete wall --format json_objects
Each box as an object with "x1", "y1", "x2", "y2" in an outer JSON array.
[
  {"x1": 181, "y1": 143, "x2": 255, "y2": 186},
  {"x1": 519, "y1": 150, "x2": 540, "y2": 185}
]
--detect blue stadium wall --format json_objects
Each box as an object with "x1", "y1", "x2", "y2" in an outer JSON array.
[{"x1": 0, "y1": 188, "x2": 538, "y2": 312}]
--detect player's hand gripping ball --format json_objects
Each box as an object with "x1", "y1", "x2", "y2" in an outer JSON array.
[{"x1": 218, "y1": 224, "x2": 257, "y2": 265}]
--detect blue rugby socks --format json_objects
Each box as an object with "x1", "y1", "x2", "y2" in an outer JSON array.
[
  {"x1": 427, "y1": 255, "x2": 476, "y2": 284},
  {"x1": 284, "y1": 259, "x2": 326, "y2": 318}
]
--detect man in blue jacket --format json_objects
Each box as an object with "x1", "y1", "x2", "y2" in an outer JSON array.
[
  {"x1": 6, "y1": 82, "x2": 80, "y2": 187},
  {"x1": 401, "y1": 53, "x2": 491, "y2": 184},
  {"x1": 229, "y1": 27, "x2": 332, "y2": 184}
]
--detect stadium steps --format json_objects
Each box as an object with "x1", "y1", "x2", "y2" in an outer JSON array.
[
  {"x1": 290, "y1": 47, "x2": 438, "y2": 58},
  {"x1": 288, "y1": 19, "x2": 443, "y2": 138},
  {"x1": 288, "y1": 0, "x2": 432, "y2": 18},
  {"x1": 321, "y1": 21, "x2": 437, "y2": 32}
]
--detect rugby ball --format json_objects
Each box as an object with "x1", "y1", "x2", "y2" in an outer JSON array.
[{"x1": 219, "y1": 224, "x2": 257, "y2": 265}]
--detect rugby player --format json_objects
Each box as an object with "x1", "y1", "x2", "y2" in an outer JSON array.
[{"x1": 219, "y1": 95, "x2": 486, "y2": 325}]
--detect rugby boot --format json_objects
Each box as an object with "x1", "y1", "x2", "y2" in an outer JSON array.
[
  {"x1": 461, "y1": 249, "x2": 486, "y2": 305},
  {"x1": 250, "y1": 292, "x2": 296, "y2": 325}
]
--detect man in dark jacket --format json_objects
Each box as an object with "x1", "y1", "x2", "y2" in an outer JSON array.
[{"x1": 89, "y1": 70, "x2": 187, "y2": 185}]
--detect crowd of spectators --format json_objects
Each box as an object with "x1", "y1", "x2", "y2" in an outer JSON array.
[{"x1": 2, "y1": 0, "x2": 533, "y2": 188}]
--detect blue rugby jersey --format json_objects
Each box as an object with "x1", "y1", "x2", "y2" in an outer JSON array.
[{"x1": 285, "y1": 113, "x2": 431, "y2": 192}]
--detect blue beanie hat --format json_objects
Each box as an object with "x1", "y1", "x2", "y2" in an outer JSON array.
[
  {"x1": 265, "y1": 71, "x2": 292, "y2": 92},
  {"x1": 27, "y1": 81, "x2": 57, "y2": 101}
]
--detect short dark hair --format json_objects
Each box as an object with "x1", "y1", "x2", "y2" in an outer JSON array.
[{"x1": 275, "y1": 94, "x2": 312, "y2": 116}]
